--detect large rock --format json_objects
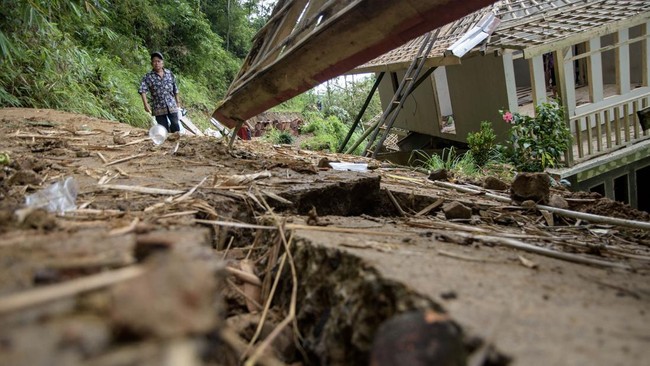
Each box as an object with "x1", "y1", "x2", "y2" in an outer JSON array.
[
  {"x1": 510, "y1": 173, "x2": 550, "y2": 204},
  {"x1": 443, "y1": 201, "x2": 472, "y2": 220}
]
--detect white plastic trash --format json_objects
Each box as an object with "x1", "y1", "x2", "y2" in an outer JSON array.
[
  {"x1": 25, "y1": 177, "x2": 78, "y2": 214},
  {"x1": 149, "y1": 124, "x2": 168, "y2": 145}
]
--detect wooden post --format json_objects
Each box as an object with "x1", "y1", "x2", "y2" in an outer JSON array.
[
  {"x1": 574, "y1": 118, "x2": 583, "y2": 158},
  {"x1": 641, "y1": 22, "x2": 650, "y2": 86},
  {"x1": 623, "y1": 103, "x2": 631, "y2": 142},
  {"x1": 613, "y1": 106, "x2": 621, "y2": 146},
  {"x1": 529, "y1": 55, "x2": 547, "y2": 106},
  {"x1": 503, "y1": 52, "x2": 519, "y2": 113},
  {"x1": 616, "y1": 28, "x2": 631, "y2": 95},
  {"x1": 587, "y1": 38, "x2": 604, "y2": 103},
  {"x1": 555, "y1": 47, "x2": 576, "y2": 165}
]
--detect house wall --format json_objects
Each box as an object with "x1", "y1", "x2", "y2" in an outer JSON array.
[
  {"x1": 377, "y1": 54, "x2": 514, "y2": 143},
  {"x1": 446, "y1": 54, "x2": 513, "y2": 141},
  {"x1": 377, "y1": 70, "x2": 442, "y2": 137}
]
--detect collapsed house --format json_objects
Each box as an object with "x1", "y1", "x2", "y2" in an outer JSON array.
[{"x1": 348, "y1": 0, "x2": 650, "y2": 210}]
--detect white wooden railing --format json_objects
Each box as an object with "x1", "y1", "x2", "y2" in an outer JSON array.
[{"x1": 567, "y1": 92, "x2": 650, "y2": 165}]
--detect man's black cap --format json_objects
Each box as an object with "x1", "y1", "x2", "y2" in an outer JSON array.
[{"x1": 150, "y1": 52, "x2": 164, "y2": 60}]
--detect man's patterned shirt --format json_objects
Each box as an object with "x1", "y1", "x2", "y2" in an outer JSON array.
[{"x1": 139, "y1": 69, "x2": 179, "y2": 116}]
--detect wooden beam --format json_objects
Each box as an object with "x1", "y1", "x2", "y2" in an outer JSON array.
[
  {"x1": 212, "y1": 0, "x2": 498, "y2": 128},
  {"x1": 523, "y1": 12, "x2": 650, "y2": 60}
]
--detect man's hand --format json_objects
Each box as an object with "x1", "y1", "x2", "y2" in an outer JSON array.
[{"x1": 144, "y1": 102, "x2": 151, "y2": 114}]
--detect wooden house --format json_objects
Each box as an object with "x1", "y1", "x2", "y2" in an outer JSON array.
[{"x1": 353, "y1": 0, "x2": 650, "y2": 211}]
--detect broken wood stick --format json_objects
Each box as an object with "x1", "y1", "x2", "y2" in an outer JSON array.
[
  {"x1": 225, "y1": 266, "x2": 262, "y2": 286},
  {"x1": 286, "y1": 224, "x2": 410, "y2": 237},
  {"x1": 415, "y1": 198, "x2": 445, "y2": 217},
  {"x1": 385, "y1": 188, "x2": 407, "y2": 216},
  {"x1": 109, "y1": 217, "x2": 140, "y2": 236},
  {"x1": 104, "y1": 153, "x2": 149, "y2": 166},
  {"x1": 100, "y1": 184, "x2": 184, "y2": 195},
  {"x1": 195, "y1": 219, "x2": 277, "y2": 231},
  {"x1": 0, "y1": 266, "x2": 145, "y2": 315}
]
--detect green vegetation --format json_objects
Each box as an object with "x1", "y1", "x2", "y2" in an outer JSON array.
[
  {"x1": 500, "y1": 100, "x2": 572, "y2": 172},
  {"x1": 263, "y1": 128, "x2": 295, "y2": 145},
  {"x1": 0, "y1": 0, "x2": 270, "y2": 129},
  {"x1": 467, "y1": 121, "x2": 497, "y2": 167},
  {"x1": 410, "y1": 148, "x2": 478, "y2": 177}
]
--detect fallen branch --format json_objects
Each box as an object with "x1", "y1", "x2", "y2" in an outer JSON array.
[
  {"x1": 108, "y1": 217, "x2": 140, "y2": 236},
  {"x1": 195, "y1": 219, "x2": 277, "y2": 231},
  {"x1": 225, "y1": 266, "x2": 262, "y2": 286},
  {"x1": 0, "y1": 266, "x2": 145, "y2": 315}
]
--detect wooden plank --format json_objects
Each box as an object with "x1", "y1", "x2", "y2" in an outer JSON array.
[
  {"x1": 644, "y1": 22, "x2": 650, "y2": 88},
  {"x1": 212, "y1": 0, "x2": 498, "y2": 128},
  {"x1": 180, "y1": 117, "x2": 204, "y2": 136}
]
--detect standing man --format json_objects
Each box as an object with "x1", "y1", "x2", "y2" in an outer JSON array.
[{"x1": 139, "y1": 51, "x2": 181, "y2": 133}]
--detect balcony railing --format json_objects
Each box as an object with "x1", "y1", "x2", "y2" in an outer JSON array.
[{"x1": 567, "y1": 92, "x2": 650, "y2": 165}]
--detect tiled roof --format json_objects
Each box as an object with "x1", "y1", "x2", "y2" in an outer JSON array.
[{"x1": 352, "y1": 0, "x2": 650, "y2": 73}]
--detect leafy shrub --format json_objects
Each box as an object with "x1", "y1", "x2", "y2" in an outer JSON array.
[
  {"x1": 264, "y1": 128, "x2": 295, "y2": 145},
  {"x1": 500, "y1": 100, "x2": 572, "y2": 172},
  {"x1": 467, "y1": 121, "x2": 497, "y2": 167}
]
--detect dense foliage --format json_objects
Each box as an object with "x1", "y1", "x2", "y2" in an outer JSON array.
[
  {"x1": 467, "y1": 121, "x2": 497, "y2": 167},
  {"x1": 0, "y1": 0, "x2": 270, "y2": 128}
]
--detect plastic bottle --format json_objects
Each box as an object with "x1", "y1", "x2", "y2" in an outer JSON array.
[
  {"x1": 25, "y1": 177, "x2": 78, "y2": 214},
  {"x1": 149, "y1": 124, "x2": 168, "y2": 145}
]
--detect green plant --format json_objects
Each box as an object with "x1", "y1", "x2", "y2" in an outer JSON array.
[
  {"x1": 500, "y1": 100, "x2": 572, "y2": 172},
  {"x1": 467, "y1": 121, "x2": 497, "y2": 167},
  {"x1": 410, "y1": 147, "x2": 478, "y2": 177},
  {"x1": 263, "y1": 128, "x2": 295, "y2": 145}
]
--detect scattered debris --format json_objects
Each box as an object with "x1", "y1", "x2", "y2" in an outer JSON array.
[
  {"x1": 443, "y1": 201, "x2": 472, "y2": 220},
  {"x1": 510, "y1": 172, "x2": 550, "y2": 204}
]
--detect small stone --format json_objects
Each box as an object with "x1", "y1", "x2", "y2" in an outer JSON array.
[
  {"x1": 443, "y1": 201, "x2": 472, "y2": 220},
  {"x1": 317, "y1": 157, "x2": 333, "y2": 168},
  {"x1": 75, "y1": 150, "x2": 91, "y2": 158},
  {"x1": 7, "y1": 169, "x2": 41, "y2": 186},
  {"x1": 113, "y1": 135, "x2": 127, "y2": 145},
  {"x1": 370, "y1": 310, "x2": 466, "y2": 366},
  {"x1": 483, "y1": 176, "x2": 509, "y2": 191},
  {"x1": 167, "y1": 132, "x2": 180, "y2": 142},
  {"x1": 428, "y1": 169, "x2": 449, "y2": 182},
  {"x1": 548, "y1": 194, "x2": 569, "y2": 209},
  {"x1": 510, "y1": 172, "x2": 550, "y2": 204}
]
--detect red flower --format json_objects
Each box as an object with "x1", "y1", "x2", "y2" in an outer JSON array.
[{"x1": 503, "y1": 111, "x2": 514, "y2": 123}]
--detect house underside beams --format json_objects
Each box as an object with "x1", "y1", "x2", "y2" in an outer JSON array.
[{"x1": 212, "y1": 0, "x2": 498, "y2": 128}]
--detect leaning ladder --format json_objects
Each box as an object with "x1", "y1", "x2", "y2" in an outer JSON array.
[{"x1": 362, "y1": 30, "x2": 440, "y2": 158}]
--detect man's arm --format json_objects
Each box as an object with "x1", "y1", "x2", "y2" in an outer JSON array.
[{"x1": 141, "y1": 92, "x2": 151, "y2": 114}]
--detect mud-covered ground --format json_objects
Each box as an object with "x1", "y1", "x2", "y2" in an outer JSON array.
[{"x1": 0, "y1": 108, "x2": 649, "y2": 366}]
